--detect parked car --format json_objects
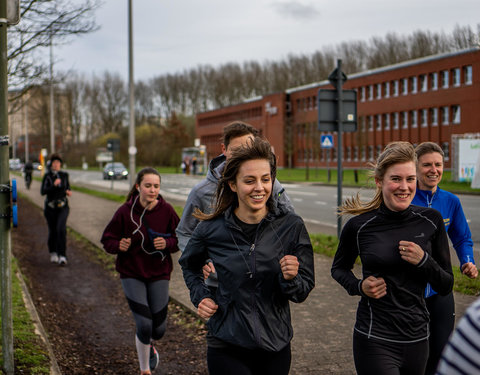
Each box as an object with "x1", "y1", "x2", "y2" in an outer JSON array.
[
  {"x1": 9, "y1": 158, "x2": 23, "y2": 171},
  {"x1": 103, "y1": 162, "x2": 128, "y2": 180},
  {"x1": 32, "y1": 162, "x2": 43, "y2": 171}
]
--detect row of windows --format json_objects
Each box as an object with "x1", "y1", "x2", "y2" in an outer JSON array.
[
  {"x1": 359, "y1": 65, "x2": 472, "y2": 101},
  {"x1": 296, "y1": 142, "x2": 451, "y2": 163},
  {"x1": 360, "y1": 105, "x2": 461, "y2": 131}
]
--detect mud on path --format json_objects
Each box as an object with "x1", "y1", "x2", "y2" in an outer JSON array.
[{"x1": 12, "y1": 197, "x2": 208, "y2": 375}]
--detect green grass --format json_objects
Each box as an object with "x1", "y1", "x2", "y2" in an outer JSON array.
[{"x1": 0, "y1": 259, "x2": 50, "y2": 373}]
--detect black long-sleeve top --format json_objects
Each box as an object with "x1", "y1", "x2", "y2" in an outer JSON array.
[{"x1": 331, "y1": 203, "x2": 453, "y2": 343}]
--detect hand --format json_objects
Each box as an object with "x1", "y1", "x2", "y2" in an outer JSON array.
[
  {"x1": 54, "y1": 178, "x2": 61, "y2": 186},
  {"x1": 66, "y1": 190, "x2": 72, "y2": 197},
  {"x1": 361, "y1": 276, "x2": 387, "y2": 299},
  {"x1": 461, "y1": 262, "x2": 478, "y2": 279},
  {"x1": 202, "y1": 262, "x2": 216, "y2": 280},
  {"x1": 198, "y1": 298, "x2": 218, "y2": 320},
  {"x1": 118, "y1": 238, "x2": 131, "y2": 252},
  {"x1": 398, "y1": 241, "x2": 425, "y2": 265},
  {"x1": 153, "y1": 236, "x2": 167, "y2": 250},
  {"x1": 279, "y1": 255, "x2": 299, "y2": 280}
]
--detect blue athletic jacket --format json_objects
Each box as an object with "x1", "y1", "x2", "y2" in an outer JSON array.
[{"x1": 412, "y1": 186, "x2": 475, "y2": 297}]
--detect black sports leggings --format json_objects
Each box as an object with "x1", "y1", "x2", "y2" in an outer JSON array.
[
  {"x1": 207, "y1": 342, "x2": 291, "y2": 375},
  {"x1": 353, "y1": 331, "x2": 428, "y2": 375},
  {"x1": 425, "y1": 292, "x2": 455, "y2": 375},
  {"x1": 44, "y1": 205, "x2": 69, "y2": 256}
]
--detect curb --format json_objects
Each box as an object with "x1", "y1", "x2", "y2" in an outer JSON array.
[{"x1": 15, "y1": 269, "x2": 62, "y2": 375}]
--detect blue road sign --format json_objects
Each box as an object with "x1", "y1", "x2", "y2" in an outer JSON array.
[{"x1": 321, "y1": 135, "x2": 334, "y2": 149}]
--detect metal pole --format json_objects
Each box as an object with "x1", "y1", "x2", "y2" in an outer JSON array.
[
  {"x1": 336, "y1": 59, "x2": 343, "y2": 239},
  {"x1": 127, "y1": 0, "x2": 136, "y2": 185},
  {"x1": 0, "y1": 2, "x2": 15, "y2": 372},
  {"x1": 24, "y1": 96, "x2": 29, "y2": 162},
  {"x1": 49, "y1": 34, "x2": 55, "y2": 154}
]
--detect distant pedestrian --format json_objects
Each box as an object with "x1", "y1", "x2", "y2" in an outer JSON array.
[
  {"x1": 101, "y1": 167, "x2": 180, "y2": 375},
  {"x1": 331, "y1": 142, "x2": 453, "y2": 375},
  {"x1": 412, "y1": 141, "x2": 478, "y2": 375},
  {"x1": 179, "y1": 137, "x2": 314, "y2": 375},
  {"x1": 40, "y1": 153, "x2": 71, "y2": 265}
]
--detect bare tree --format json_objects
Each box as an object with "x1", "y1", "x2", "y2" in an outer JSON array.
[{"x1": 8, "y1": 0, "x2": 100, "y2": 92}]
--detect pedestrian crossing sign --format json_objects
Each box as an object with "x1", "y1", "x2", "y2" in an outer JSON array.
[{"x1": 321, "y1": 135, "x2": 334, "y2": 149}]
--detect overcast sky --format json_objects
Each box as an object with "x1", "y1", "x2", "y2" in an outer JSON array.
[{"x1": 54, "y1": 0, "x2": 480, "y2": 82}]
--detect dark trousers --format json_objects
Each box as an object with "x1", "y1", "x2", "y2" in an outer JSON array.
[
  {"x1": 425, "y1": 292, "x2": 455, "y2": 375},
  {"x1": 353, "y1": 331, "x2": 428, "y2": 375},
  {"x1": 44, "y1": 205, "x2": 69, "y2": 256},
  {"x1": 207, "y1": 342, "x2": 291, "y2": 375}
]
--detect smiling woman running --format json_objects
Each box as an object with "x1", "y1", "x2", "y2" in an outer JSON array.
[
  {"x1": 331, "y1": 141, "x2": 453, "y2": 375},
  {"x1": 179, "y1": 137, "x2": 315, "y2": 375}
]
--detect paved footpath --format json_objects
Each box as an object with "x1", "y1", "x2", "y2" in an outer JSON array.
[{"x1": 17, "y1": 176, "x2": 478, "y2": 375}]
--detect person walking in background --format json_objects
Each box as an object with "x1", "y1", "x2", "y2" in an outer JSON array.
[
  {"x1": 176, "y1": 121, "x2": 294, "y2": 286},
  {"x1": 331, "y1": 142, "x2": 453, "y2": 375},
  {"x1": 40, "y1": 153, "x2": 71, "y2": 265},
  {"x1": 23, "y1": 159, "x2": 34, "y2": 190},
  {"x1": 101, "y1": 167, "x2": 180, "y2": 375},
  {"x1": 179, "y1": 137, "x2": 314, "y2": 375},
  {"x1": 435, "y1": 296, "x2": 480, "y2": 375},
  {"x1": 412, "y1": 141, "x2": 478, "y2": 375}
]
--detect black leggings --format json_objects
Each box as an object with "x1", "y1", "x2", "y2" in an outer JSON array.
[
  {"x1": 44, "y1": 205, "x2": 69, "y2": 256},
  {"x1": 425, "y1": 292, "x2": 455, "y2": 375},
  {"x1": 207, "y1": 342, "x2": 291, "y2": 375},
  {"x1": 353, "y1": 331, "x2": 428, "y2": 375}
]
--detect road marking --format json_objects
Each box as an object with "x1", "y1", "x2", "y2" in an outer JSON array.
[{"x1": 315, "y1": 201, "x2": 327, "y2": 205}]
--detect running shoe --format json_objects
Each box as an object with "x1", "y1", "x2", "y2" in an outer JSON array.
[
  {"x1": 149, "y1": 343, "x2": 159, "y2": 371},
  {"x1": 58, "y1": 256, "x2": 67, "y2": 266},
  {"x1": 50, "y1": 253, "x2": 59, "y2": 263}
]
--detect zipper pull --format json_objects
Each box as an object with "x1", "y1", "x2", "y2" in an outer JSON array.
[{"x1": 249, "y1": 244, "x2": 255, "y2": 255}]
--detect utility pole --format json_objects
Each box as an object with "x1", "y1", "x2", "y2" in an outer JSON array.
[
  {"x1": 24, "y1": 96, "x2": 29, "y2": 162},
  {"x1": 49, "y1": 33, "x2": 55, "y2": 154},
  {"x1": 127, "y1": 0, "x2": 136, "y2": 185},
  {"x1": 0, "y1": 0, "x2": 14, "y2": 372}
]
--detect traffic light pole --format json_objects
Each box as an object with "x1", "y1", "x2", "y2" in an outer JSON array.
[
  {"x1": 0, "y1": 2, "x2": 15, "y2": 372},
  {"x1": 335, "y1": 60, "x2": 343, "y2": 239}
]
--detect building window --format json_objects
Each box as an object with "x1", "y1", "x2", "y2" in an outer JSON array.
[
  {"x1": 368, "y1": 115, "x2": 373, "y2": 131},
  {"x1": 376, "y1": 114, "x2": 382, "y2": 131},
  {"x1": 430, "y1": 72, "x2": 438, "y2": 90},
  {"x1": 441, "y1": 70, "x2": 449, "y2": 88},
  {"x1": 402, "y1": 111, "x2": 408, "y2": 129},
  {"x1": 346, "y1": 147, "x2": 351, "y2": 161},
  {"x1": 384, "y1": 113, "x2": 390, "y2": 130},
  {"x1": 441, "y1": 106, "x2": 449, "y2": 125},
  {"x1": 384, "y1": 81, "x2": 390, "y2": 98},
  {"x1": 361, "y1": 145, "x2": 366, "y2": 161},
  {"x1": 420, "y1": 74, "x2": 428, "y2": 92},
  {"x1": 411, "y1": 76, "x2": 418, "y2": 93},
  {"x1": 430, "y1": 108, "x2": 438, "y2": 126},
  {"x1": 421, "y1": 109, "x2": 428, "y2": 127},
  {"x1": 411, "y1": 110, "x2": 418, "y2": 128},
  {"x1": 354, "y1": 146, "x2": 359, "y2": 161},
  {"x1": 368, "y1": 145, "x2": 374, "y2": 161},
  {"x1": 368, "y1": 85, "x2": 373, "y2": 100},
  {"x1": 393, "y1": 112, "x2": 399, "y2": 129},
  {"x1": 361, "y1": 86, "x2": 366, "y2": 101},
  {"x1": 376, "y1": 145, "x2": 383, "y2": 158},
  {"x1": 442, "y1": 142, "x2": 450, "y2": 161},
  {"x1": 464, "y1": 65, "x2": 472, "y2": 85},
  {"x1": 313, "y1": 95, "x2": 317, "y2": 109},
  {"x1": 452, "y1": 105, "x2": 461, "y2": 124},
  {"x1": 452, "y1": 68, "x2": 461, "y2": 87},
  {"x1": 402, "y1": 78, "x2": 408, "y2": 95},
  {"x1": 393, "y1": 80, "x2": 399, "y2": 96},
  {"x1": 376, "y1": 83, "x2": 382, "y2": 99}
]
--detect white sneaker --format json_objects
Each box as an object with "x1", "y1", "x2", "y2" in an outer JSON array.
[
  {"x1": 50, "y1": 253, "x2": 59, "y2": 263},
  {"x1": 58, "y1": 256, "x2": 67, "y2": 266}
]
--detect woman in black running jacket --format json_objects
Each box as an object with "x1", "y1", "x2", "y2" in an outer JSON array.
[{"x1": 331, "y1": 142, "x2": 453, "y2": 375}]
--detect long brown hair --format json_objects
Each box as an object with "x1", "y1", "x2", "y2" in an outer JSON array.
[
  {"x1": 126, "y1": 167, "x2": 161, "y2": 202},
  {"x1": 194, "y1": 137, "x2": 277, "y2": 221},
  {"x1": 339, "y1": 141, "x2": 416, "y2": 216}
]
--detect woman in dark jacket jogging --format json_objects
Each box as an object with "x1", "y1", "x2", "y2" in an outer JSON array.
[
  {"x1": 101, "y1": 167, "x2": 180, "y2": 375},
  {"x1": 179, "y1": 137, "x2": 315, "y2": 375},
  {"x1": 331, "y1": 142, "x2": 453, "y2": 375}
]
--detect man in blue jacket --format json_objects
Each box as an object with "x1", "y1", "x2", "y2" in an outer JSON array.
[{"x1": 412, "y1": 142, "x2": 478, "y2": 375}]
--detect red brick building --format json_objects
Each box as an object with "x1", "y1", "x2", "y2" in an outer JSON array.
[{"x1": 196, "y1": 47, "x2": 480, "y2": 169}]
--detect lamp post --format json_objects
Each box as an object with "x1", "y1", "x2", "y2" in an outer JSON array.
[{"x1": 127, "y1": 0, "x2": 136, "y2": 185}]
